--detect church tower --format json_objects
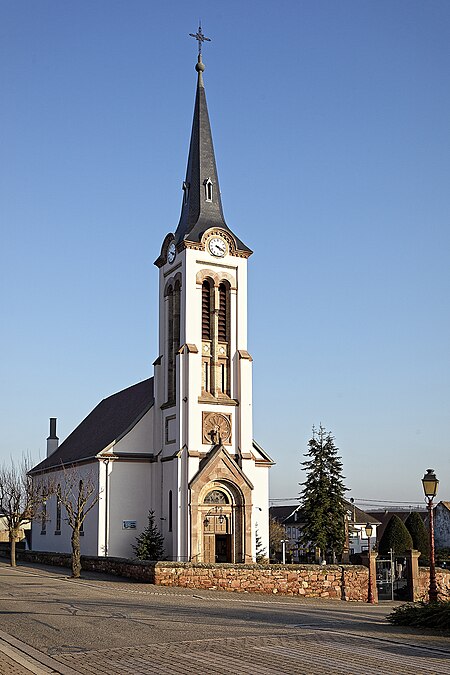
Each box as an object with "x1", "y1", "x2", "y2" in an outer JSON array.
[{"x1": 153, "y1": 34, "x2": 272, "y2": 563}]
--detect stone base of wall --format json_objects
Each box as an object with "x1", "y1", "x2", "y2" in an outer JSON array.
[
  {"x1": 0, "y1": 549, "x2": 372, "y2": 601},
  {"x1": 418, "y1": 567, "x2": 450, "y2": 601},
  {"x1": 154, "y1": 562, "x2": 369, "y2": 601}
]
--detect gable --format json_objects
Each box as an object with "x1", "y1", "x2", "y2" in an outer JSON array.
[
  {"x1": 190, "y1": 445, "x2": 254, "y2": 493},
  {"x1": 30, "y1": 378, "x2": 154, "y2": 474}
]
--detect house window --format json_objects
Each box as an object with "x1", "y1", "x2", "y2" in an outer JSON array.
[{"x1": 168, "y1": 490, "x2": 173, "y2": 532}]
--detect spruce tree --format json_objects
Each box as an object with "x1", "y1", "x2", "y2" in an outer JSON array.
[
  {"x1": 378, "y1": 515, "x2": 413, "y2": 555},
  {"x1": 255, "y1": 524, "x2": 268, "y2": 563},
  {"x1": 404, "y1": 512, "x2": 429, "y2": 559},
  {"x1": 133, "y1": 510, "x2": 164, "y2": 561},
  {"x1": 299, "y1": 425, "x2": 347, "y2": 561}
]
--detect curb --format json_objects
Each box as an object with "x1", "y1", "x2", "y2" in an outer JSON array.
[{"x1": 0, "y1": 630, "x2": 80, "y2": 675}]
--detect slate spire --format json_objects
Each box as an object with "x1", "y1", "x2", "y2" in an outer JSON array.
[{"x1": 174, "y1": 54, "x2": 251, "y2": 253}]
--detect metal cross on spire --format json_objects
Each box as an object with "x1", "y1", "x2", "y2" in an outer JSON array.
[{"x1": 189, "y1": 23, "x2": 211, "y2": 55}]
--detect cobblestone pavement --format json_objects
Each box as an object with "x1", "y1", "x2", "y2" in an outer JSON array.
[
  {"x1": 0, "y1": 561, "x2": 449, "y2": 675},
  {"x1": 0, "y1": 651, "x2": 34, "y2": 675},
  {"x1": 55, "y1": 631, "x2": 450, "y2": 675}
]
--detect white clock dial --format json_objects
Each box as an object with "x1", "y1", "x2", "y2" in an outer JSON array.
[
  {"x1": 167, "y1": 242, "x2": 176, "y2": 264},
  {"x1": 208, "y1": 237, "x2": 226, "y2": 257}
]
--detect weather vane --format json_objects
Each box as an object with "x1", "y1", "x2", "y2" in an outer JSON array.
[{"x1": 189, "y1": 22, "x2": 211, "y2": 56}]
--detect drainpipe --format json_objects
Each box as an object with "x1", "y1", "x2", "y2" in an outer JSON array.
[{"x1": 103, "y1": 459, "x2": 110, "y2": 556}]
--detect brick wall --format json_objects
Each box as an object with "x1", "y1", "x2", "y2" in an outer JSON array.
[{"x1": 1, "y1": 549, "x2": 370, "y2": 600}]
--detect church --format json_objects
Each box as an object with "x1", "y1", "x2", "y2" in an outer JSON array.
[{"x1": 30, "y1": 36, "x2": 274, "y2": 563}]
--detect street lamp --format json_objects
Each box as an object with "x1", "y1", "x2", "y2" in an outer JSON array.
[
  {"x1": 365, "y1": 522, "x2": 375, "y2": 604},
  {"x1": 422, "y1": 468, "x2": 439, "y2": 603}
]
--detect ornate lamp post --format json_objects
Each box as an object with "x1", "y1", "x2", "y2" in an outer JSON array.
[
  {"x1": 365, "y1": 522, "x2": 375, "y2": 604},
  {"x1": 422, "y1": 468, "x2": 439, "y2": 603}
]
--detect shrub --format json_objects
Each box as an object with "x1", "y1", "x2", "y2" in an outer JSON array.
[
  {"x1": 405, "y1": 512, "x2": 429, "y2": 560},
  {"x1": 388, "y1": 601, "x2": 450, "y2": 629},
  {"x1": 378, "y1": 515, "x2": 413, "y2": 556},
  {"x1": 133, "y1": 510, "x2": 164, "y2": 561}
]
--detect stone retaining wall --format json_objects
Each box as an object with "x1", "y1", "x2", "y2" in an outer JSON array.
[
  {"x1": 154, "y1": 562, "x2": 369, "y2": 601},
  {"x1": 0, "y1": 549, "x2": 370, "y2": 601},
  {"x1": 418, "y1": 567, "x2": 450, "y2": 601}
]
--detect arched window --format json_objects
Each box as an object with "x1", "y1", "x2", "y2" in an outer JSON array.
[
  {"x1": 79, "y1": 480, "x2": 84, "y2": 533},
  {"x1": 200, "y1": 277, "x2": 231, "y2": 398},
  {"x1": 218, "y1": 282, "x2": 230, "y2": 395},
  {"x1": 202, "y1": 280, "x2": 212, "y2": 393},
  {"x1": 218, "y1": 283, "x2": 228, "y2": 342},
  {"x1": 167, "y1": 285, "x2": 174, "y2": 402},
  {"x1": 41, "y1": 490, "x2": 47, "y2": 535},
  {"x1": 202, "y1": 280, "x2": 212, "y2": 340},
  {"x1": 168, "y1": 490, "x2": 173, "y2": 532},
  {"x1": 56, "y1": 485, "x2": 61, "y2": 533}
]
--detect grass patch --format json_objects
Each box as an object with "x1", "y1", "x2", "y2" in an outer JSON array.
[{"x1": 388, "y1": 601, "x2": 450, "y2": 629}]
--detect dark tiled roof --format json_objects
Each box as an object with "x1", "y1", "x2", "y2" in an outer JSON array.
[
  {"x1": 174, "y1": 57, "x2": 251, "y2": 254},
  {"x1": 270, "y1": 505, "x2": 298, "y2": 522},
  {"x1": 30, "y1": 378, "x2": 154, "y2": 474},
  {"x1": 270, "y1": 500, "x2": 381, "y2": 526},
  {"x1": 346, "y1": 501, "x2": 381, "y2": 526}
]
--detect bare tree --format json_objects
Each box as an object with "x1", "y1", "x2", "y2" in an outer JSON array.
[
  {"x1": 0, "y1": 456, "x2": 50, "y2": 567},
  {"x1": 58, "y1": 465, "x2": 100, "y2": 578},
  {"x1": 269, "y1": 517, "x2": 286, "y2": 561}
]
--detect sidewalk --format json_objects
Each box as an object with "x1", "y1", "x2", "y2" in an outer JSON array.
[{"x1": 0, "y1": 631, "x2": 78, "y2": 675}]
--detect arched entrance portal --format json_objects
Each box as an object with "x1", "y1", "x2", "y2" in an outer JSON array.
[
  {"x1": 189, "y1": 446, "x2": 254, "y2": 563},
  {"x1": 201, "y1": 488, "x2": 235, "y2": 563}
]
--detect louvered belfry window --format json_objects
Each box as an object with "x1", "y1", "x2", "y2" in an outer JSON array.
[
  {"x1": 218, "y1": 283, "x2": 227, "y2": 342},
  {"x1": 201, "y1": 278, "x2": 230, "y2": 398},
  {"x1": 167, "y1": 286, "x2": 174, "y2": 402},
  {"x1": 202, "y1": 280, "x2": 211, "y2": 340},
  {"x1": 167, "y1": 281, "x2": 181, "y2": 404}
]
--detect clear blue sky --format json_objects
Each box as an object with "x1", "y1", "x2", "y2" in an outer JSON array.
[{"x1": 1, "y1": 1, "x2": 449, "y2": 509}]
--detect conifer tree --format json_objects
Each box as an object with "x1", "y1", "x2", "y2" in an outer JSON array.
[
  {"x1": 255, "y1": 524, "x2": 268, "y2": 563},
  {"x1": 405, "y1": 511, "x2": 429, "y2": 560},
  {"x1": 133, "y1": 510, "x2": 164, "y2": 561},
  {"x1": 378, "y1": 515, "x2": 413, "y2": 555},
  {"x1": 299, "y1": 425, "x2": 347, "y2": 561}
]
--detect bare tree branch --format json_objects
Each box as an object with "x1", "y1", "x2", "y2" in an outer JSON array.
[
  {"x1": 56, "y1": 464, "x2": 101, "y2": 578},
  {"x1": 0, "y1": 455, "x2": 52, "y2": 567}
]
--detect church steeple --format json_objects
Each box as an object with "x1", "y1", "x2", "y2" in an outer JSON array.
[{"x1": 174, "y1": 42, "x2": 251, "y2": 253}]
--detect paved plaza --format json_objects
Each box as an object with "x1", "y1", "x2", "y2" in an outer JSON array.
[{"x1": 0, "y1": 561, "x2": 449, "y2": 674}]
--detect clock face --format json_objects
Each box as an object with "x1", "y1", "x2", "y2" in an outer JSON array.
[
  {"x1": 208, "y1": 237, "x2": 226, "y2": 257},
  {"x1": 167, "y1": 242, "x2": 176, "y2": 264}
]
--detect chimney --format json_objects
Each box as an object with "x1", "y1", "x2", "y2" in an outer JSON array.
[{"x1": 46, "y1": 417, "x2": 59, "y2": 457}]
